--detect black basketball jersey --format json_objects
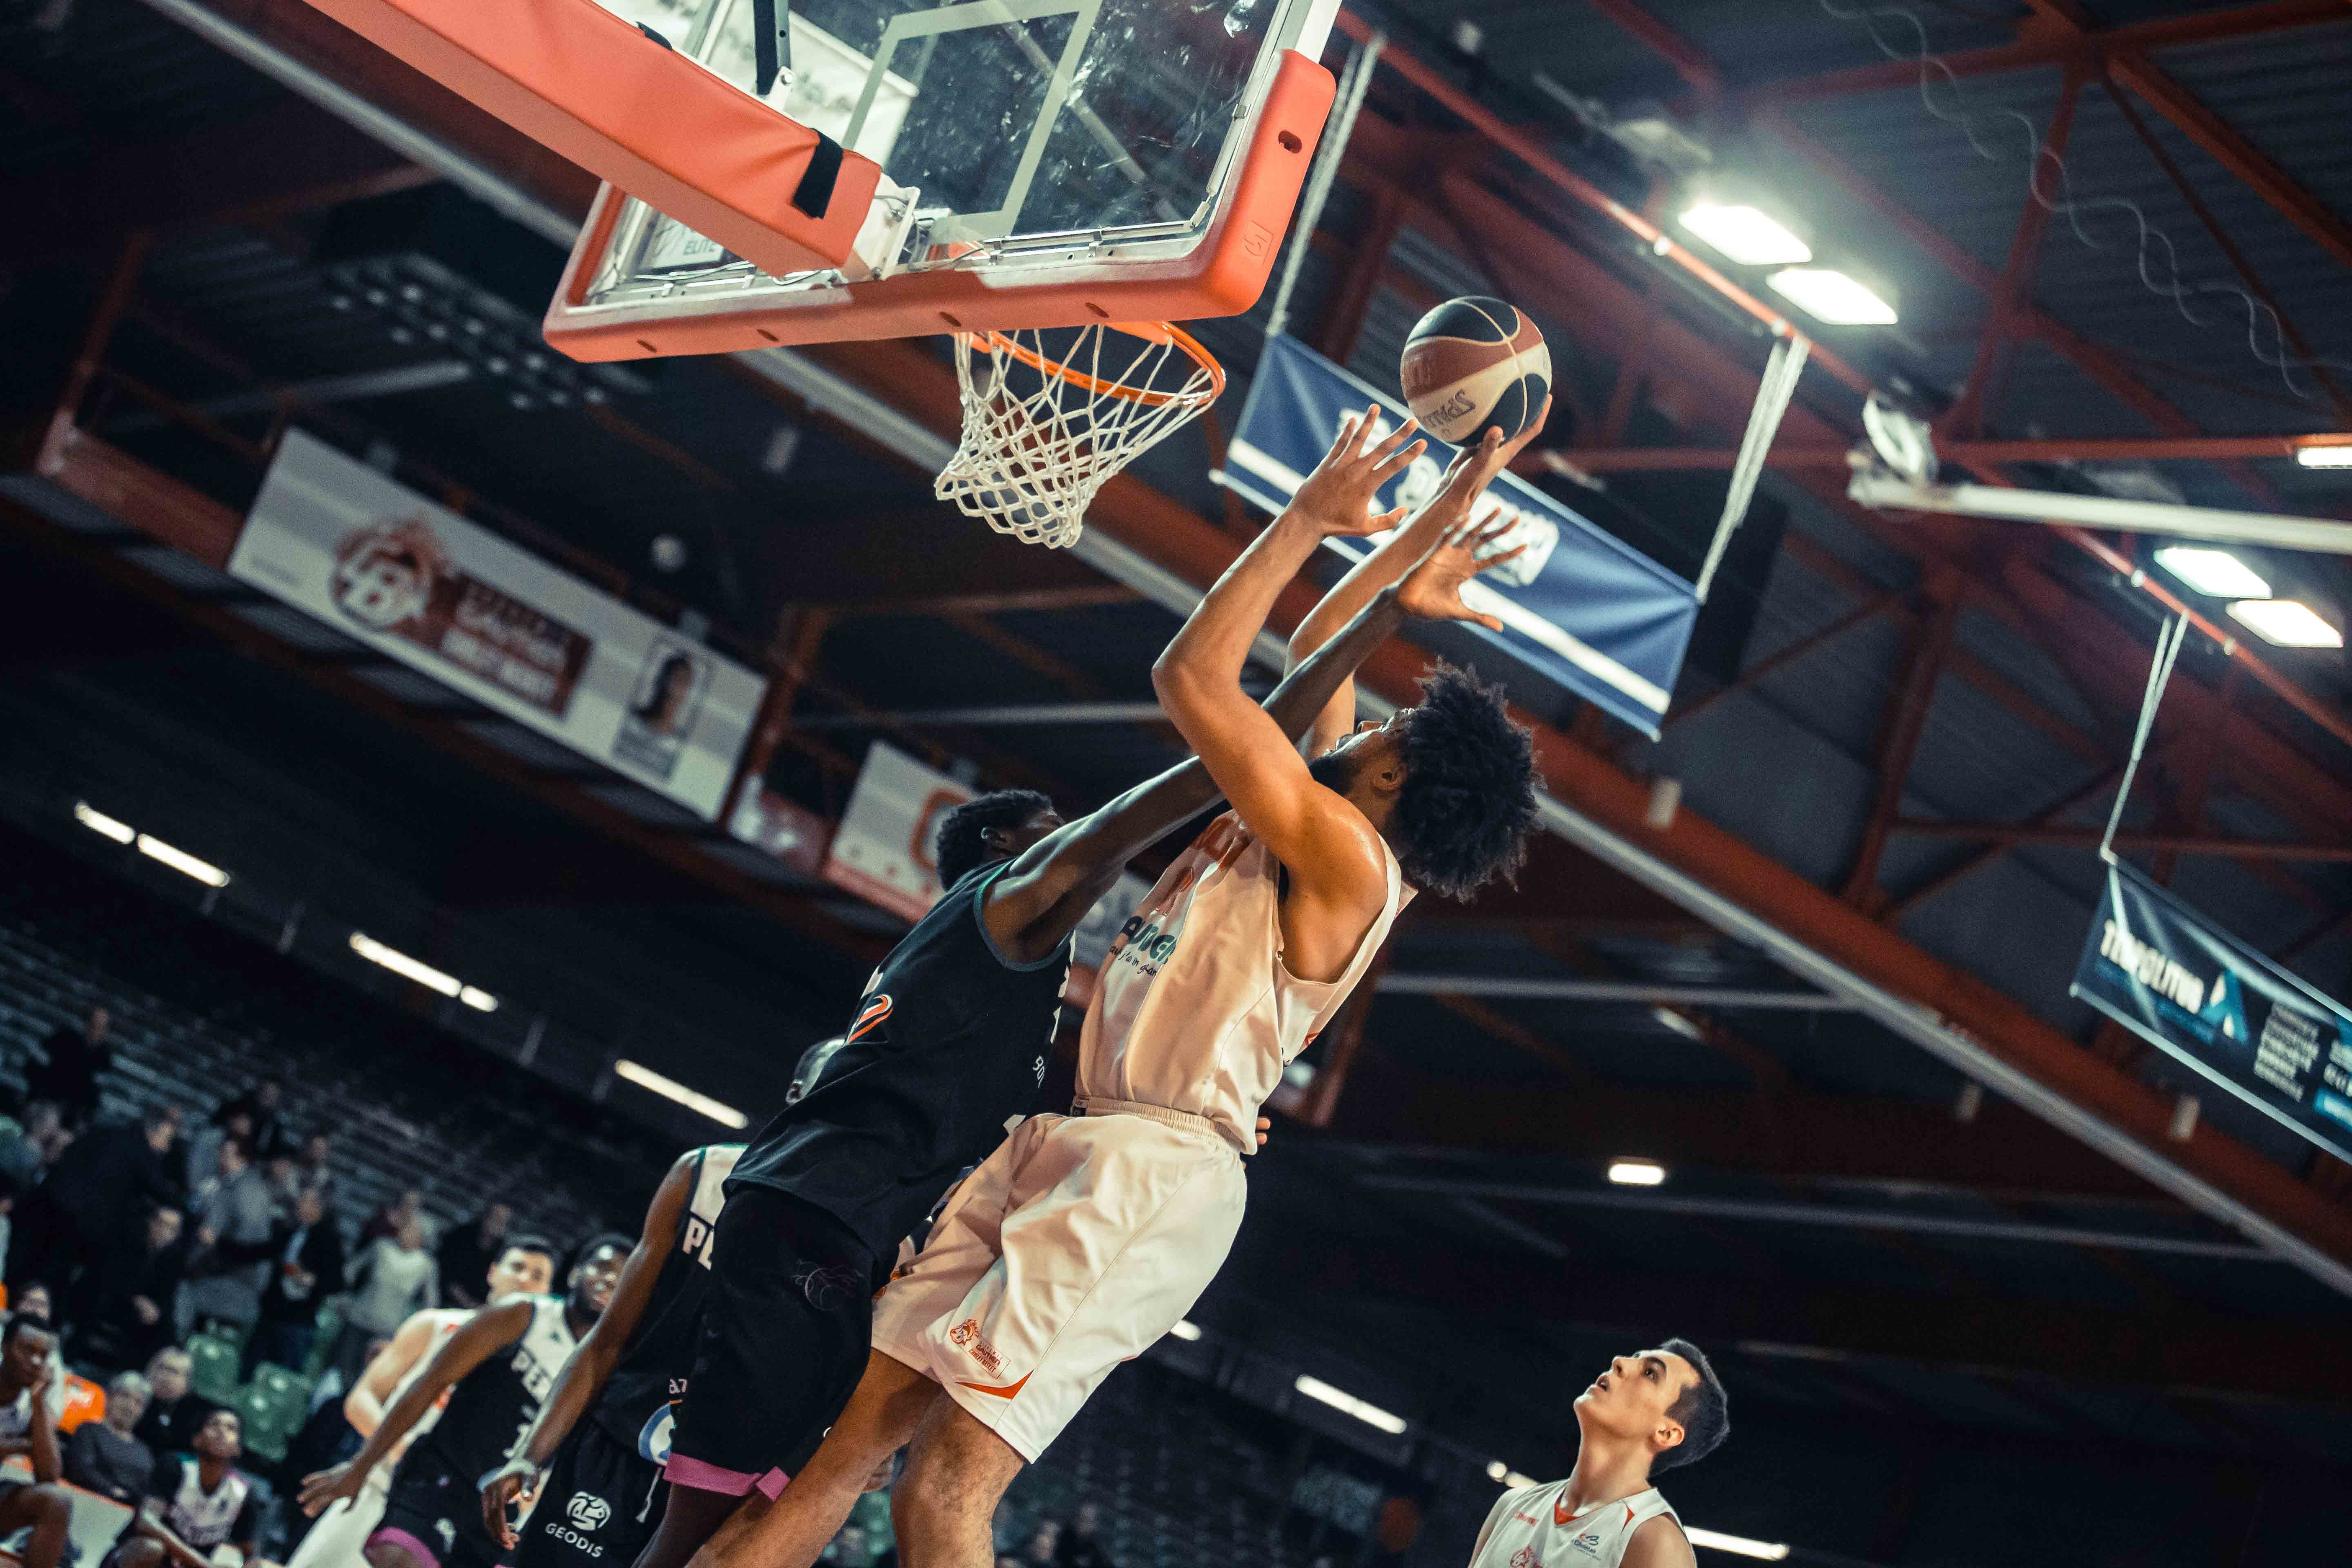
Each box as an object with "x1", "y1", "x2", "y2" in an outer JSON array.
[
  {"x1": 589, "y1": 1143, "x2": 742, "y2": 1462},
  {"x1": 403, "y1": 1295, "x2": 577, "y2": 1485},
  {"x1": 730, "y1": 858, "x2": 1071, "y2": 1258}
]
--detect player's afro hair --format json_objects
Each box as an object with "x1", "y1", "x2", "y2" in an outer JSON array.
[
  {"x1": 935, "y1": 788, "x2": 1056, "y2": 889},
  {"x1": 1391, "y1": 664, "x2": 1539, "y2": 901}
]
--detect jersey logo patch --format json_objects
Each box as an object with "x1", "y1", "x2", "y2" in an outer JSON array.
[
  {"x1": 1508, "y1": 1548, "x2": 1541, "y2": 1568},
  {"x1": 849, "y1": 994, "x2": 893, "y2": 1042},
  {"x1": 434, "y1": 1519, "x2": 457, "y2": 1554},
  {"x1": 947, "y1": 1318, "x2": 1004, "y2": 1375},
  {"x1": 566, "y1": 1493, "x2": 611, "y2": 1532}
]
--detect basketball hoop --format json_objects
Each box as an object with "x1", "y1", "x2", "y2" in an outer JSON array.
[{"x1": 935, "y1": 322, "x2": 1225, "y2": 549}]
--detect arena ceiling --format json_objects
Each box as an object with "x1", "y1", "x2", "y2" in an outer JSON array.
[{"x1": 4, "y1": 0, "x2": 2351, "y2": 1544}]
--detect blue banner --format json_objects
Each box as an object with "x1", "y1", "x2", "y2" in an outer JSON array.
[
  {"x1": 2072, "y1": 860, "x2": 2352, "y2": 1162},
  {"x1": 1222, "y1": 334, "x2": 1698, "y2": 737}
]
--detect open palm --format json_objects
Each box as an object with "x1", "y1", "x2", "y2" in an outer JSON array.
[
  {"x1": 1290, "y1": 403, "x2": 1427, "y2": 537},
  {"x1": 1396, "y1": 519, "x2": 1524, "y2": 631}
]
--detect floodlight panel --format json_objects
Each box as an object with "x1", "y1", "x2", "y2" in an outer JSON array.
[
  {"x1": 1678, "y1": 203, "x2": 1811, "y2": 265},
  {"x1": 2227, "y1": 599, "x2": 2343, "y2": 648},
  {"x1": 1767, "y1": 267, "x2": 1897, "y2": 325},
  {"x1": 2153, "y1": 546, "x2": 2270, "y2": 599}
]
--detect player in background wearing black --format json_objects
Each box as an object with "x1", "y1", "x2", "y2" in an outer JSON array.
[
  {"x1": 100, "y1": 1408, "x2": 265, "y2": 1568},
  {"x1": 479, "y1": 1147, "x2": 748, "y2": 1568},
  {"x1": 629, "y1": 421, "x2": 1439, "y2": 1568},
  {"x1": 0, "y1": 1314, "x2": 72, "y2": 1568},
  {"x1": 300, "y1": 1237, "x2": 630, "y2": 1568}
]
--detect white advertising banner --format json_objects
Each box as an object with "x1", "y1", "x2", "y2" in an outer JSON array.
[
  {"x1": 822, "y1": 742, "x2": 975, "y2": 920},
  {"x1": 231, "y1": 429, "x2": 766, "y2": 820}
]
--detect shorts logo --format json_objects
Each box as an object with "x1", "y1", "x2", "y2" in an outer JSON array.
[
  {"x1": 434, "y1": 1519, "x2": 457, "y2": 1554},
  {"x1": 948, "y1": 1318, "x2": 1004, "y2": 1375},
  {"x1": 638, "y1": 1402, "x2": 676, "y2": 1466},
  {"x1": 566, "y1": 1493, "x2": 611, "y2": 1532}
]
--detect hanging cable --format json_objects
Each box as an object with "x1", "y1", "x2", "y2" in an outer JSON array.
[
  {"x1": 1266, "y1": 30, "x2": 1384, "y2": 344},
  {"x1": 1695, "y1": 333, "x2": 1809, "y2": 602},
  {"x1": 2099, "y1": 610, "x2": 2189, "y2": 865}
]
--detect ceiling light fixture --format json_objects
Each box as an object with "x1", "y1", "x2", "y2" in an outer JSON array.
[
  {"x1": 1767, "y1": 267, "x2": 1898, "y2": 325},
  {"x1": 137, "y1": 835, "x2": 229, "y2": 889},
  {"x1": 1683, "y1": 1527, "x2": 1791, "y2": 1561},
  {"x1": 1677, "y1": 203, "x2": 1813, "y2": 266},
  {"x1": 1168, "y1": 1320, "x2": 1203, "y2": 1342},
  {"x1": 614, "y1": 1059, "x2": 749, "y2": 1128},
  {"x1": 74, "y1": 802, "x2": 135, "y2": 846},
  {"x1": 1608, "y1": 1160, "x2": 1669, "y2": 1186},
  {"x1": 2226, "y1": 599, "x2": 2344, "y2": 648},
  {"x1": 1293, "y1": 1375, "x2": 1408, "y2": 1435},
  {"x1": 2294, "y1": 445, "x2": 2352, "y2": 469},
  {"x1": 2152, "y1": 546, "x2": 2270, "y2": 599}
]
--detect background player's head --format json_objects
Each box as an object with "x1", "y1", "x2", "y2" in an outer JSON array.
[
  {"x1": 1571, "y1": 1339, "x2": 1728, "y2": 1477},
  {"x1": 1, "y1": 1314, "x2": 54, "y2": 1387},
  {"x1": 565, "y1": 1232, "x2": 633, "y2": 1319},
  {"x1": 1307, "y1": 663, "x2": 1539, "y2": 900},
  {"x1": 935, "y1": 789, "x2": 1062, "y2": 886},
  {"x1": 491, "y1": 1234, "x2": 560, "y2": 1297},
  {"x1": 193, "y1": 1407, "x2": 243, "y2": 1463}
]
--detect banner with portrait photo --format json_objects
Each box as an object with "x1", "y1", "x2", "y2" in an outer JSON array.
[{"x1": 231, "y1": 429, "x2": 766, "y2": 820}]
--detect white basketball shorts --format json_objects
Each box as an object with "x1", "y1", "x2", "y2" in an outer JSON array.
[{"x1": 871, "y1": 1110, "x2": 1246, "y2": 1462}]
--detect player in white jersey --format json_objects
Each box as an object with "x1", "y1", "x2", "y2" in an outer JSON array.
[
  {"x1": 1467, "y1": 1341, "x2": 1731, "y2": 1568},
  {"x1": 688, "y1": 413, "x2": 1547, "y2": 1568},
  {"x1": 287, "y1": 1243, "x2": 559, "y2": 1568}
]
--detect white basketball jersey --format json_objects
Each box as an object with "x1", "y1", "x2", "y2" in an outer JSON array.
[
  {"x1": 162, "y1": 1457, "x2": 253, "y2": 1549},
  {"x1": 381, "y1": 1307, "x2": 469, "y2": 1466},
  {"x1": 1076, "y1": 810, "x2": 1409, "y2": 1151},
  {"x1": 1472, "y1": 1482, "x2": 1682, "y2": 1568}
]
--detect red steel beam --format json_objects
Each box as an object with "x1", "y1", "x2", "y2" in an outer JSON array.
[
  {"x1": 1546, "y1": 432, "x2": 2352, "y2": 470},
  {"x1": 1741, "y1": 0, "x2": 2346, "y2": 107},
  {"x1": 1844, "y1": 584, "x2": 1962, "y2": 904},
  {"x1": 1584, "y1": 0, "x2": 1721, "y2": 98},
  {"x1": 1880, "y1": 765, "x2": 2124, "y2": 924}
]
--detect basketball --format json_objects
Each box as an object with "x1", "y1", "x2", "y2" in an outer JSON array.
[{"x1": 1399, "y1": 296, "x2": 1551, "y2": 446}]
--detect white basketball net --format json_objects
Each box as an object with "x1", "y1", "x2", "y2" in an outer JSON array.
[{"x1": 935, "y1": 324, "x2": 1223, "y2": 549}]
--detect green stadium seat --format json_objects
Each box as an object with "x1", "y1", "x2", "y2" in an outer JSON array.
[
  {"x1": 230, "y1": 1376, "x2": 306, "y2": 1463},
  {"x1": 252, "y1": 1362, "x2": 317, "y2": 1415},
  {"x1": 306, "y1": 1306, "x2": 342, "y2": 1376},
  {"x1": 185, "y1": 1335, "x2": 241, "y2": 1404}
]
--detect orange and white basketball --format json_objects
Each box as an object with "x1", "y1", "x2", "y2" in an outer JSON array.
[{"x1": 1399, "y1": 296, "x2": 1550, "y2": 446}]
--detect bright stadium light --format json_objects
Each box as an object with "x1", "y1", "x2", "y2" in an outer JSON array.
[
  {"x1": 1684, "y1": 1527, "x2": 1791, "y2": 1561},
  {"x1": 350, "y1": 932, "x2": 464, "y2": 998},
  {"x1": 615, "y1": 1059, "x2": 749, "y2": 1129},
  {"x1": 1503, "y1": 1470, "x2": 1539, "y2": 1488},
  {"x1": 1767, "y1": 267, "x2": 1898, "y2": 325},
  {"x1": 1608, "y1": 1159, "x2": 1668, "y2": 1186},
  {"x1": 74, "y1": 802, "x2": 135, "y2": 845},
  {"x1": 2152, "y1": 546, "x2": 2270, "y2": 599},
  {"x1": 1677, "y1": 203, "x2": 1812, "y2": 266},
  {"x1": 2295, "y1": 445, "x2": 2352, "y2": 468},
  {"x1": 1167, "y1": 1319, "x2": 1203, "y2": 1342},
  {"x1": 138, "y1": 834, "x2": 229, "y2": 889},
  {"x1": 1486, "y1": 1460, "x2": 1509, "y2": 1481},
  {"x1": 2227, "y1": 599, "x2": 2343, "y2": 648},
  {"x1": 1293, "y1": 1375, "x2": 1408, "y2": 1435},
  {"x1": 458, "y1": 986, "x2": 499, "y2": 1013}
]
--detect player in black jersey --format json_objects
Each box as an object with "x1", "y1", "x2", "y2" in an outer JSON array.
[
  {"x1": 300, "y1": 1235, "x2": 629, "y2": 1568},
  {"x1": 477, "y1": 1147, "x2": 745, "y2": 1568},
  {"x1": 635, "y1": 428, "x2": 1454, "y2": 1568}
]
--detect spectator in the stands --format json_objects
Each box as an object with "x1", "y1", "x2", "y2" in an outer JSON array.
[
  {"x1": 0, "y1": 1315, "x2": 71, "y2": 1568},
  {"x1": 334, "y1": 1212, "x2": 436, "y2": 1379},
  {"x1": 1019, "y1": 1521, "x2": 1060, "y2": 1568},
  {"x1": 187, "y1": 1134, "x2": 276, "y2": 1336},
  {"x1": 0, "y1": 1103, "x2": 67, "y2": 1190},
  {"x1": 356, "y1": 1187, "x2": 422, "y2": 1249},
  {"x1": 434, "y1": 1202, "x2": 511, "y2": 1310},
  {"x1": 1054, "y1": 1503, "x2": 1115, "y2": 1568},
  {"x1": 242, "y1": 1186, "x2": 344, "y2": 1379},
  {"x1": 75, "y1": 1202, "x2": 189, "y2": 1372},
  {"x1": 292, "y1": 1132, "x2": 336, "y2": 1205},
  {"x1": 28, "y1": 1006, "x2": 112, "y2": 1133},
  {"x1": 9, "y1": 1103, "x2": 180, "y2": 1296},
  {"x1": 66, "y1": 1370, "x2": 155, "y2": 1504},
  {"x1": 184, "y1": 1105, "x2": 252, "y2": 1201},
  {"x1": 212, "y1": 1080, "x2": 286, "y2": 1164},
  {"x1": 133, "y1": 1347, "x2": 216, "y2": 1455}
]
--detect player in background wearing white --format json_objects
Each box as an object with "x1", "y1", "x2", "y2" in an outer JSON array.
[
  {"x1": 287, "y1": 1245, "x2": 558, "y2": 1568},
  {"x1": 694, "y1": 412, "x2": 1547, "y2": 1568},
  {"x1": 1467, "y1": 1342, "x2": 1730, "y2": 1568}
]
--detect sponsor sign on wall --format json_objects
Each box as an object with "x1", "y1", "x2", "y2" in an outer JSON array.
[
  {"x1": 1225, "y1": 334, "x2": 1699, "y2": 737},
  {"x1": 2072, "y1": 860, "x2": 2352, "y2": 1161},
  {"x1": 232, "y1": 430, "x2": 766, "y2": 820},
  {"x1": 822, "y1": 742, "x2": 974, "y2": 920}
]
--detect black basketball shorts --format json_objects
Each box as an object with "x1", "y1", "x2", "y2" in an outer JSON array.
[
  {"x1": 372, "y1": 1458, "x2": 502, "y2": 1568},
  {"x1": 664, "y1": 1185, "x2": 878, "y2": 1499},
  {"x1": 513, "y1": 1420, "x2": 666, "y2": 1568}
]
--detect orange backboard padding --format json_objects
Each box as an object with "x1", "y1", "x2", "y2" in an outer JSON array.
[
  {"x1": 298, "y1": 0, "x2": 881, "y2": 277},
  {"x1": 542, "y1": 49, "x2": 1338, "y2": 358}
]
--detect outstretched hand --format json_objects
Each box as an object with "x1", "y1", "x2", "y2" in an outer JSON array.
[
  {"x1": 1416, "y1": 396, "x2": 1554, "y2": 531},
  {"x1": 298, "y1": 1460, "x2": 367, "y2": 1517},
  {"x1": 1288, "y1": 404, "x2": 1427, "y2": 537},
  {"x1": 481, "y1": 1457, "x2": 539, "y2": 1548},
  {"x1": 1396, "y1": 519, "x2": 1527, "y2": 632}
]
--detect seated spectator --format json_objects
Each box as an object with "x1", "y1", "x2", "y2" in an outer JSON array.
[
  {"x1": 355, "y1": 1187, "x2": 421, "y2": 1250},
  {"x1": 212, "y1": 1082, "x2": 285, "y2": 1165},
  {"x1": 434, "y1": 1202, "x2": 510, "y2": 1310},
  {"x1": 0, "y1": 1314, "x2": 72, "y2": 1568},
  {"x1": 28, "y1": 1007, "x2": 112, "y2": 1134},
  {"x1": 1055, "y1": 1503, "x2": 1115, "y2": 1568},
  {"x1": 67, "y1": 1370, "x2": 156, "y2": 1504},
  {"x1": 334, "y1": 1214, "x2": 436, "y2": 1380},
  {"x1": 290, "y1": 1134, "x2": 335, "y2": 1207},
  {"x1": 0, "y1": 1103, "x2": 67, "y2": 1190},
  {"x1": 7, "y1": 1282, "x2": 72, "y2": 1432},
  {"x1": 187, "y1": 1135, "x2": 275, "y2": 1337},
  {"x1": 98, "y1": 1408, "x2": 261, "y2": 1568},
  {"x1": 134, "y1": 1347, "x2": 218, "y2": 1456},
  {"x1": 184, "y1": 1109, "x2": 252, "y2": 1205},
  {"x1": 242, "y1": 1187, "x2": 345, "y2": 1381},
  {"x1": 74, "y1": 1203, "x2": 189, "y2": 1374},
  {"x1": 1019, "y1": 1521, "x2": 1060, "y2": 1568},
  {"x1": 11, "y1": 1104, "x2": 180, "y2": 1298}
]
